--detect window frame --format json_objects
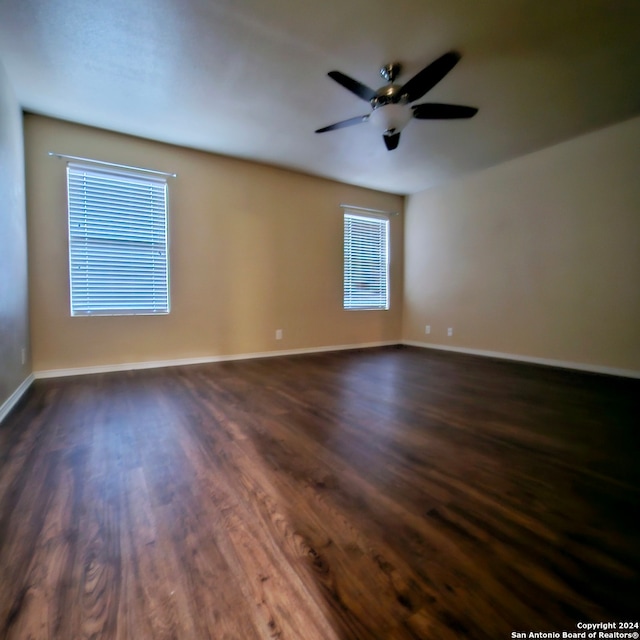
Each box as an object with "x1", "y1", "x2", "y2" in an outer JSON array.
[
  {"x1": 343, "y1": 210, "x2": 390, "y2": 311},
  {"x1": 66, "y1": 162, "x2": 170, "y2": 317}
]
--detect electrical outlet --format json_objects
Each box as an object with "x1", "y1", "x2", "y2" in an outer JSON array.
[
  {"x1": 275, "y1": 329, "x2": 283, "y2": 340},
  {"x1": 425, "y1": 325, "x2": 431, "y2": 334},
  {"x1": 447, "y1": 327, "x2": 453, "y2": 337}
]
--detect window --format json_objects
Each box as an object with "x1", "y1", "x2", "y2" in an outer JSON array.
[
  {"x1": 67, "y1": 163, "x2": 169, "y2": 316},
  {"x1": 343, "y1": 211, "x2": 389, "y2": 310}
]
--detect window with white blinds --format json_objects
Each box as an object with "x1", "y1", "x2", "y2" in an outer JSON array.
[
  {"x1": 67, "y1": 163, "x2": 169, "y2": 316},
  {"x1": 343, "y1": 212, "x2": 389, "y2": 310}
]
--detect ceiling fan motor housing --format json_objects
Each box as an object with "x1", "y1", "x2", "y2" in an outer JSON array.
[{"x1": 371, "y1": 83, "x2": 408, "y2": 109}]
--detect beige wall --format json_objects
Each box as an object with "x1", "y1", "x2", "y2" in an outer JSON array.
[
  {"x1": 0, "y1": 61, "x2": 30, "y2": 410},
  {"x1": 403, "y1": 115, "x2": 640, "y2": 372},
  {"x1": 25, "y1": 115, "x2": 404, "y2": 372},
  {"x1": 22, "y1": 112, "x2": 640, "y2": 376}
]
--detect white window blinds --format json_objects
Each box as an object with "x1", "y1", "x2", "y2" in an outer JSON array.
[
  {"x1": 67, "y1": 163, "x2": 169, "y2": 316},
  {"x1": 343, "y1": 212, "x2": 389, "y2": 310}
]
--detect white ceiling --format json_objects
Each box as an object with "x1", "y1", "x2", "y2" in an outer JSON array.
[{"x1": 1, "y1": 0, "x2": 639, "y2": 195}]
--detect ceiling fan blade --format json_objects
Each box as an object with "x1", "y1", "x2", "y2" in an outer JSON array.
[
  {"x1": 328, "y1": 71, "x2": 377, "y2": 102},
  {"x1": 315, "y1": 114, "x2": 370, "y2": 133},
  {"x1": 383, "y1": 132, "x2": 400, "y2": 151},
  {"x1": 399, "y1": 51, "x2": 461, "y2": 103},
  {"x1": 412, "y1": 103, "x2": 478, "y2": 119}
]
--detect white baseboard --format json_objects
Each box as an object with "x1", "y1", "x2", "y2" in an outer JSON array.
[
  {"x1": 30, "y1": 339, "x2": 640, "y2": 381},
  {"x1": 0, "y1": 374, "x2": 35, "y2": 423},
  {"x1": 33, "y1": 341, "x2": 399, "y2": 379},
  {"x1": 402, "y1": 340, "x2": 640, "y2": 379}
]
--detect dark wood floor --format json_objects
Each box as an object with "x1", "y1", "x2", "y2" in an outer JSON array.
[{"x1": 0, "y1": 346, "x2": 638, "y2": 639}]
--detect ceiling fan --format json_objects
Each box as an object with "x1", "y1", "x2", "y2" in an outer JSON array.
[{"x1": 315, "y1": 51, "x2": 478, "y2": 150}]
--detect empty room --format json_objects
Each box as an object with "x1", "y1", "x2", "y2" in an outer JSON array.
[{"x1": 0, "y1": 1, "x2": 639, "y2": 638}]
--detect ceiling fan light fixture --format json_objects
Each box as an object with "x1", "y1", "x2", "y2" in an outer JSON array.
[{"x1": 368, "y1": 103, "x2": 412, "y2": 135}]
